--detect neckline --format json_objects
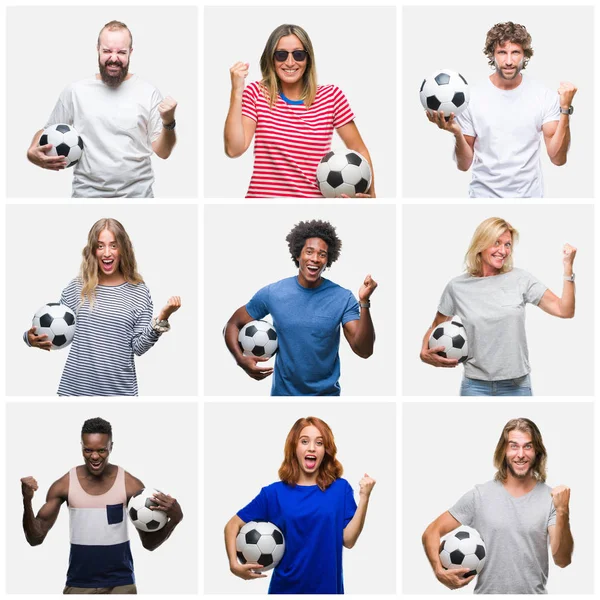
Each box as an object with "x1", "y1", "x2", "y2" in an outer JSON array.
[
  {"x1": 498, "y1": 478, "x2": 539, "y2": 500},
  {"x1": 487, "y1": 73, "x2": 524, "y2": 94},
  {"x1": 295, "y1": 275, "x2": 326, "y2": 290},
  {"x1": 279, "y1": 91, "x2": 304, "y2": 105},
  {"x1": 75, "y1": 464, "x2": 120, "y2": 497},
  {"x1": 98, "y1": 281, "x2": 128, "y2": 288}
]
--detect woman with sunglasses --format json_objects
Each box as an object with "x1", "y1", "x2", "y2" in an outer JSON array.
[
  {"x1": 224, "y1": 416, "x2": 376, "y2": 593},
  {"x1": 224, "y1": 24, "x2": 375, "y2": 198}
]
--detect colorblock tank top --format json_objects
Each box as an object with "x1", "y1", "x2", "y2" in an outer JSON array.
[{"x1": 66, "y1": 465, "x2": 135, "y2": 587}]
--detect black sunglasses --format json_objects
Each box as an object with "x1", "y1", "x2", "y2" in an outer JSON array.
[{"x1": 274, "y1": 50, "x2": 308, "y2": 62}]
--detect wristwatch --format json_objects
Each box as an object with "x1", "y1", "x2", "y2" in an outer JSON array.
[
  {"x1": 163, "y1": 119, "x2": 176, "y2": 130},
  {"x1": 564, "y1": 273, "x2": 575, "y2": 282},
  {"x1": 559, "y1": 106, "x2": 574, "y2": 116},
  {"x1": 359, "y1": 300, "x2": 371, "y2": 309}
]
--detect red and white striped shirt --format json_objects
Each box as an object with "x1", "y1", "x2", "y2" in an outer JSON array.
[{"x1": 242, "y1": 82, "x2": 355, "y2": 198}]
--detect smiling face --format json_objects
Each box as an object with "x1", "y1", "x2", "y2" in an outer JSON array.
[
  {"x1": 505, "y1": 430, "x2": 536, "y2": 480},
  {"x1": 96, "y1": 228, "x2": 121, "y2": 282},
  {"x1": 81, "y1": 433, "x2": 113, "y2": 477},
  {"x1": 274, "y1": 34, "x2": 307, "y2": 91},
  {"x1": 295, "y1": 425, "x2": 325, "y2": 483},
  {"x1": 480, "y1": 229, "x2": 512, "y2": 276},
  {"x1": 493, "y1": 41, "x2": 525, "y2": 81},
  {"x1": 98, "y1": 28, "x2": 132, "y2": 88},
  {"x1": 297, "y1": 237, "x2": 328, "y2": 288}
]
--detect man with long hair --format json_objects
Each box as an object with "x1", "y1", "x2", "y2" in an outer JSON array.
[
  {"x1": 421, "y1": 418, "x2": 573, "y2": 593},
  {"x1": 20, "y1": 418, "x2": 183, "y2": 594},
  {"x1": 26, "y1": 20, "x2": 177, "y2": 197},
  {"x1": 223, "y1": 219, "x2": 377, "y2": 395},
  {"x1": 427, "y1": 21, "x2": 577, "y2": 198}
]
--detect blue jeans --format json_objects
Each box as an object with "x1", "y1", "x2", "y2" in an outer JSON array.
[{"x1": 460, "y1": 374, "x2": 533, "y2": 396}]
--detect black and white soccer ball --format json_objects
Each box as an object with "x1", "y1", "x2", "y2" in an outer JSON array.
[
  {"x1": 439, "y1": 526, "x2": 486, "y2": 578},
  {"x1": 39, "y1": 123, "x2": 84, "y2": 168},
  {"x1": 236, "y1": 521, "x2": 285, "y2": 572},
  {"x1": 420, "y1": 69, "x2": 470, "y2": 119},
  {"x1": 32, "y1": 303, "x2": 76, "y2": 350},
  {"x1": 238, "y1": 320, "x2": 278, "y2": 358},
  {"x1": 428, "y1": 319, "x2": 468, "y2": 363},
  {"x1": 127, "y1": 488, "x2": 168, "y2": 532},
  {"x1": 316, "y1": 150, "x2": 372, "y2": 198}
]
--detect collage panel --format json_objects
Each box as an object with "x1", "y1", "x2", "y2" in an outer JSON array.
[
  {"x1": 204, "y1": 401, "x2": 396, "y2": 595},
  {"x1": 402, "y1": 5, "x2": 593, "y2": 198},
  {"x1": 6, "y1": 401, "x2": 198, "y2": 594},
  {"x1": 7, "y1": 5, "x2": 198, "y2": 199},
  {"x1": 402, "y1": 401, "x2": 593, "y2": 594},
  {"x1": 403, "y1": 203, "x2": 594, "y2": 397},
  {"x1": 6, "y1": 204, "x2": 198, "y2": 397},
  {"x1": 205, "y1": 203, "x2": 396, "y2": 397},
  {"x1": 204, "y1": 5, "x2": 396, "y2": 199}
]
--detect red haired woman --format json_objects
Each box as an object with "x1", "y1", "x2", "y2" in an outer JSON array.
[{"x1": 224, "y1": 416, "x2": 376, "y2": 594}]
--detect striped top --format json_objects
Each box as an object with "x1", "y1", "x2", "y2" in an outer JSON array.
[
  {"x1": 57, "y1": 278, "x2": 160, "y2": 396},
  {"x1": 67, "y1": 465, "x2": 134, "y2": 588},
  {"x1": 242, "y1": 82, "x2": 355, "y2": 198}
]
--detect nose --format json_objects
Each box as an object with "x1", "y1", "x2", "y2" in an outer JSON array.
[
  {"x1": 103, "y1": 246, "x2": 111, "y2": 256},
  {"x1": 90, "y1": 451, "x2": 100, "y2": 460},
  {"x1": 285, "y1": 53, "x2": 295, "y2": 66}
]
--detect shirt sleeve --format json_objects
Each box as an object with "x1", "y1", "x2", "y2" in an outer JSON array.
[
  {"x1": 131, "y1": 285, "x2": 160, "y2": 356},
  {"x1": 237, "y1": 486, "x2": 269, "y2": 523},
  {"x1": 149, "y1": 88, "x2": 164, "y2": 143},
  {"x1": 341, "y1": 291, "x2": 360, "y2": 325},
  {"x1": 522, "y1": 271, "x2": 547, "y2": 306},
  {"x1": 448, "y1": 487, "x2": 475, "y2": 526},
  {"x1": 241, "y1": 83, "x2": 259, "y2": 123},
  {"x1": 60, "y1": 278, "x2": 81, "y2": 313},
  {"x1": 246, "y1": 285, "x2": 270, "y2": 320},
  {"x1": 542, "y1": 88, "x2": 560, "y2": 125},
  {"x1": 547, "y1": 495, "x2": 557, "y2": 528},
  {"x1": 44, "y1": 86, "x2": 75, "y2": 128},
  {"x1": 331, "y1": 86, "x2": 355, "y2": 129},
  {"x1": 455, "y1": 106, "x2": 475, "y2": 138},
  {"x1": 343, "y1": 479, "x2": 357, "y2": 527},
  {"x1": 437, "y1": 281, "x2": 455, "y2": 317}
]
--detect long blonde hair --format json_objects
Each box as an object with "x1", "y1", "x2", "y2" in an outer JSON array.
[
  {"x1": 259, "y1": 24, "x2": 318, "y2": 108},
  {"x1": 80, "y1": 218, "x2": 143, "y2": 306},
  {"x1": 464, "y1": 217, "x2": 519, "y2": 277}
]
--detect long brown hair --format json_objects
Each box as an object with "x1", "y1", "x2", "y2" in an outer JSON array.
[
  {"x1": 278, "y1": 416, "x2": 343, "y2": 491},
  {"x1": 80, "y1": 218, "x2": 143, "y2": 306},
  {"x1": 493, "y1": 418, "x2": 548, "y2": 483}
]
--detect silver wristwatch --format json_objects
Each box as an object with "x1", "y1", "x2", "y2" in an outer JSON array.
[
  {"x1": 564, "y1": 273, "x2": 575, "y2": 282},
  {"x1": 559, "y1": 106, "x2": 574, "y2": 116}
]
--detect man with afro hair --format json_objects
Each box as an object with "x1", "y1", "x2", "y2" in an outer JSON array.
[
  {"x1": 426, "y1": 21, "x2": 577, "y2": 198},
  {"x1": 224, "y1": 219, "x2": 377, "y2": 395}
]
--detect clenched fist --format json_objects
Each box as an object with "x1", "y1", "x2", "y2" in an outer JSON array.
[
  {"x1": 21, "y1": 476, "x2": 39, "y2": 499},
  {"x1": 359, "y1": 275, "x2": 378, "y2": 302},
  {"x1": 230, "y1": 61, "x2": 249, "y2": 93},
  {"x1": 157, "y1": 296, "x2": 181, "y2": 321},
  {"x1": 159, "y1": 96, "x2": 178, "y2": 125},
  {"x1": 557, "y1": 82, "x2": 577, "y2": 110},
  {"x1": 562, "y1": 244, "x2": 577, "y2": 270},
  {"x1": 551, "y1": 485, "x2": 570, "y2": 514},
  {"x1": 358, "y1": 473, "x2": 376, "y2": 498}
]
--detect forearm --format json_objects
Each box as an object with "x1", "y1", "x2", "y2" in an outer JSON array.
[
  {"x1": 547, "y1": 115, "x2": 571, "y2": 165},
  {"x1": 22, "y1": 499, "x2": 46, "y2": 546},
  {"x1": 551, "y1": 512, "x2": 574, "y2": 567},
  {"x1": 224, "y1": 321, "x2": 245, "y2": 365},
  {"x1": 350, "y1": 308, "x2": 375, "y2": 358},
  {"x1": 224, "y1": 90, "x2": 246, "y2": 158},
  {"x1": 557, "y1": 259, "x2": 576, "y2": 318},
  {"x1": 343, "y1": 494, "x2": 370, "y2": 549},
  {"x1": 453, "y1": 131, "x2": 473, "y2": 171},
  {"x1": 421, "y1": 525, "x2": 444, "y2": 575},
  {"x1": 153, "y1": 128, "x2": 177, "y2": 159},
  {"x1": 141, "y1": 516, "x2": 181, "y2": 551},
  {"x1": 27, "y1": 129, "x2": 44, "y2": 164},
  {"x1": 224, "y1": 518, "x2": 242, "y2": 567},
  {"x1": 132, "y1": 325, "x2": 161, "y2": 356}
]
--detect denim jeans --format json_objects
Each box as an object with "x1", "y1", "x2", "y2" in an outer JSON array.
[{"x1": 460, "y1": 374, "x2": 533, "y2": 396}]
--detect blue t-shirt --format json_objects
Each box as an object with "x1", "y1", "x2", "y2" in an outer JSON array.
[
  {"x1": 237, "y1": 479, "x2": 357, "y2": 594},
  {"x1": 246, "y1": 276, "x2": 360, "y2": 396}
]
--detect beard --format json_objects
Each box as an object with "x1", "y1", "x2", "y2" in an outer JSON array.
[
  {"x1": 507, "y1": 458, "x2": 535, "y2": 479},
  {"x1": 99, "y1": 57, "x2": 129, "y2": 88},
  {"x1": 494, "y1": 58, "x2": 525, "y2": 81}
]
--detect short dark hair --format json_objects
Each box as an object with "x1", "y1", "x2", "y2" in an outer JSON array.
[
  {"x1": 81, "y1": 417, "x2": 113, "y2": 439},
  {"x1": 285, "y1": 220, "x2": 342, "y2": 268},
  {"x1": 484, "y1": 22, "x2": 534, "y2": 69}
]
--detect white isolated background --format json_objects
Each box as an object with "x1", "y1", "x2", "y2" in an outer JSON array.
[
  {"x1": 5, "y1": 204, "x2": 198, "y2": 396},
  {"x1": 203, "y1": 5, "x2": 397, "y2": 198},
  {"x1": 204, "y1": 203, "x2": 396, "y2": 396},
  {"x1": 5, "y1": 401, "x2": 198, "y2": 594},
  {"x1": 204, "y1": 401, "x2": 396, "y2": 594},
  {"x1": 6, "y1": 5, "x2": 198, "y2": 198},
  {"x1": 402, "y1": 203, "x2": 594, "y2": 396},
  {"x1": 402, "y1": 402, "x2": 594, "y2": 594},
  {"x1": 402, "y1": 5, "x2": 594, "y2": 198}
]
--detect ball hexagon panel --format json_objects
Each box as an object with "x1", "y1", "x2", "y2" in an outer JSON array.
[
  {"x1": 236, "y1": 521, "x2": 286, "y2": 572},
  {"x1": 316, "y1": 150, "x2": 372, "y2": 198},
  {"x1": 419, "y1": 69, "x2": 470, "y2": 118},
  {"x1": 127, "y1": 487, "x2": 168, "y2": 532},
  {"x1": 439, "y1": 526, "x2": 487, "y2": 578},
  {"x1": 238, "y1": 320, "x2": 278, "y2": 358},
  {"x1": 428, "y1": 320, "x2": 468, "y2": 363},
  {"x1": 32, "y1": 303, "x2": 77, "y2": 350},
  {"x1": 39, "y1": 123, "x2": 84, "y2": 168}
]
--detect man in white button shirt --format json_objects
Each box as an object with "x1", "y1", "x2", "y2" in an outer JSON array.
[
  {"x1": 427, "y1": 22, "x2": 577, "y2": 198},
  {"x1": 26, "y1": 20, "x2": 177, "y2": 198}
]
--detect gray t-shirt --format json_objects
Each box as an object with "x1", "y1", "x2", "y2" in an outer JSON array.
[
  {"x1": 438, "y1": 268, "x2": 547, "y2": 380},
  {"x1": 450, "y1": 480, "x2": 557, "y2": 594}
]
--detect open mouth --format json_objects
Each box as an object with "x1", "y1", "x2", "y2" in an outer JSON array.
[
  {"x1": 89, "y1": 461, "x2": 103, "y2": 471},
  {"x1": 101, "y1": 259, "x2": 114, "y2": 271},
  {"x1": 306, "y1": 265, "x2": 320, "y2": 275},
  {"x1": 304, "y1": 455, "x2": 317, "y2": 469}
]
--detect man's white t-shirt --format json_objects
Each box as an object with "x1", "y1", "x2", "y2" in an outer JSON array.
[
  {"x1": 455, "y1": 75, "x2": 560, "y2": 198},
  {"x1": 45, "y1": 74, "x2": 163, "y2": 198}
]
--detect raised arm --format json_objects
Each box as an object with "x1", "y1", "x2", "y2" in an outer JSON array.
[
  {"x1": 342, "y1": 275, "x2": 377, "y2": 358},
  {"x1": 537, "y1": 244, "x2": 576, "y2": 319},
  {"x1": 151, "y1": 97, "x2": 178, "y2": 160},
  {"x1": 422, "y1": 511, "x2": 475, "y2": 589},
  {"x1": 343, "y1": 474, "x2": 375, "y2": 549},
  {"x1": 224, "y1": 514, "x2": 267, "y2": 580},
  {"x1": 425, "y1": 111, "x2": 475, "y2": 172},
  {"x1": 548, "y1": 485, "x2": 574, "y2": 568},
  {"x1": 542, "y1": 82, "x2": 577, "y2": 166},
  {"x1": 336, "y1": 121, "x2": 376, "y2": 197},
  {"x1": 420, "y1": 311, "x2": 459, "y2": 368},
  {"x1": 21, "y1": 474, "x2": 67, "y2": 546},
  {"x1": 224, "y1": 62, "x2": 257, "y2": 158}
]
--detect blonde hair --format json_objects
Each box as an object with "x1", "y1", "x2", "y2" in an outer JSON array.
[
  {"x1": 97, "y1": 20, "x2": 133, "y2": 49},
  {"x1": 80, "y1": 218, "x2": 143, "y2": 306},
  {"x1": 464, "y1": 217, "x2": 519, "y2": 277},
  {"x1": 259, "y1": 24, "x2": 318, "y2": 108}
]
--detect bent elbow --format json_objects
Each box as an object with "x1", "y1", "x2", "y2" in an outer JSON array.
[
  {"x1": 551, "y1": 155, "x2": 567, "y2": 167},
  {"x1": 26, "y1": 536, "x2": 44, "y2": 547},
  {"x1": 554, "y1": 557, "x2": 571, "y2": 568},
  {"x1": 343, "y1": 539, "x2": 355, "y2": 550}
]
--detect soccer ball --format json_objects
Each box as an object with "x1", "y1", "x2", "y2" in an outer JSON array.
[
  {"x1": 316, "y1": 150, "x2": 372, "y2": 198},
  {"x1": 420, "y1": 69, "x2": 470, "y2": 119},
  {"x1": 439, "y1": 526, "x2": 486, "y2": 577},
  {"x1": 32, "y1": 303, "x2": 76, "y2": 350},
  {"x1": 39, "y1": 123, "x2": 84, "y2": 168},
  {"x1": 238, "y1": 320, "x2": 278, "y2": 358},
  {"x1": 236, "y1": 521, "x2": 285, "y2": 572},
  {"x1": 127, "y1": 488, "x2": 168, "y2": 532},
  {"x1": 428, "y1": 319, "x2": 468, "y2": 363}
]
